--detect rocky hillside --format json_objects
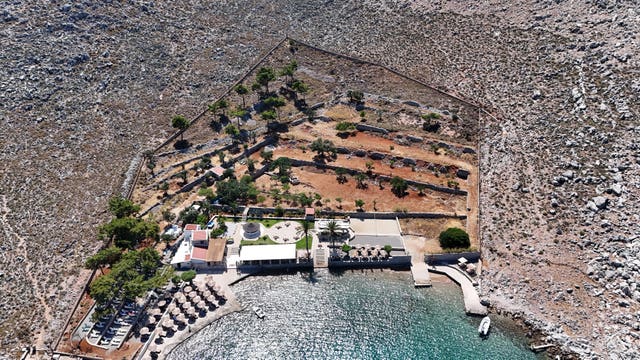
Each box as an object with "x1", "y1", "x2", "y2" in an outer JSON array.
[{"x1": 0, "y1": 0, "x2": 637, "y2": 358}]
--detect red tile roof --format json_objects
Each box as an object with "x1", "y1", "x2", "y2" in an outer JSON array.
[
  {"x1": 305, "y1": 208, "x2": 315, "y2": 216},
  {"x1": 185, "y1": 224, "x2": 199, "y2": 231},
  {"x1": 193, "y1": 230, "x2": 208, "y2": 241},
  {"x1": 191, "y1": 246, "x2": 207, "y2": 261},
  {"x1": 211, "y1": 166, "x2": 225, "y2": 177}
]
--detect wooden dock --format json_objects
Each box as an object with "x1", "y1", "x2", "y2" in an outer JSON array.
[{"x1": 410, "y1": 262, "x2": 432, "y2": 287}]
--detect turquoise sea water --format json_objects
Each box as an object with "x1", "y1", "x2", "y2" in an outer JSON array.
[{"x1": 169, "y1": 270, "x2": 542, "y2": 360}]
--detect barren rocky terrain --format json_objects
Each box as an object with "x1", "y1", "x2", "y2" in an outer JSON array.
[{"x1": 0, "y1": 0, "x2": 638, "y2": 359}]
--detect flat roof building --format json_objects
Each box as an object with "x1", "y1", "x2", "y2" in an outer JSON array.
[{"x1": 239, "y1": 244, "x2": 297, "y2": 266}]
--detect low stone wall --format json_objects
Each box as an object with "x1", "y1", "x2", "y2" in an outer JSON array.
[{"x1": 424, "y1": 251, "x2": 481, "y2": 265}]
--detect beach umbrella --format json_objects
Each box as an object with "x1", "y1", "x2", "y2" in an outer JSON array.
[
  {"x1": 158, "y1": 330, "x2": 167, "y2": 338},
  {"x1": 181, "y1": 302, "x2": 191, "y2": 310},
  {"x1": 197, "y1": 301, "x2": 207, "y2": 310},
  {"x1": 177, "y1": 296, "x2": 186, "y2": 304},
  {"x1": 196, "y1": 283, "x2": 207, "y2": 292},
  {"x1": 206, "y1": 280, "x2": 216, "y2": 289},
  {"x1": 189, "y1": 291, "x2": 198, "y2": 299},
  {"x1": 184, "y1": 286, "x2": 193, "y2": 293},
  {"x1": 168, "y1": 302, "x2": 177, "y2": 311},
  {"x1": 157, "y1": 300, "x2": 166, "y2": 308},
  {"x1": 193, "y1": 295, "x2": 202, "y2": 304},
  {"x1": 187, "y1": 307, "x2": 197, "y2": 317},
  {"x1": 162, "y1": 319, "x2": 174, "y2": 329},
  {"x1": 150, "y1": 308, "x2": 162, "y2": 316},
  {"x1": 213, "y1": 284, "x2": 222, "y2": 293},
  {"x1": 147, "y1": 316, "x2": 156, "y2": 325},
  {"x1": 176, "y1": 314, "x2": 186, "y2": 323},
  {"x1": 149, "y1": 343, "x2": 159, "y2": 353},
  {"x1": 140, "y1": 327, "x2": 150, "y2": 336},
  {"x1": 206, "y1": 295, "x2": 216, "y2": 303},
  {"x1": 171, "y1": 307, "x2": 181, "y2": 316},
  {"x1": 203, "y1": 290, "x2": 212, "y2": 298}
]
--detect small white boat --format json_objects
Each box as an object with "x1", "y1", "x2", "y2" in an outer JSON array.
[
  {"x1": 478, "y1": 316, "x2": 491, "y2": 337},
  {"x1": 252, "y1": 306, "x2": 265, "y2": 319}
]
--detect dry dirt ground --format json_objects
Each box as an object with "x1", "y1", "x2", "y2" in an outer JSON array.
[{"x1": 1, "y1": 1, "x2": 639, "y2": 359}]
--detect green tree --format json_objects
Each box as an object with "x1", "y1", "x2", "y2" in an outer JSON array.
[
  {"x1": 180, "y1": 270, "x2": 197, "y2": 283},
  {"x1": 291, "y1": 80, "x2": 309, "y2": 100},
  {"x1": 347, "y1": 90, "x2": 364, "y2": 103},
  {"x1": 327, "y1": 220, "x2": 339, "y2": 257},
  {"x1": 335, "y1": 168, "x2": 348, "y2": 184},
  {"x1": 270, "y1": 157, "x2": 292, "y2": 182},
  {"x1": 355, "y1": 173, "x2": 367, "y2": 189},
  {"x1": 98, "y1": 217, "x2": 159, "y2": 249},
  {"x1": 108, "y1": 196, "x2": 140, "y2": 218},
  {"x1": 390, "y1": 176, "x2": 408, "y2": 197},
  {"x1": 233, "y1": 84, "x2": 249, "y2": 108},
  {"x1": 85, "y1": 246, "x2": 122, "y2": 274},
  {"x1": 260, "y1": 149, "x2": 273, "y2": 163},
  {"x1": 229, "y1": 107, "x2": 248, "y2": 127},
  {"x1": 355, "y1": 199, "x2": 365, "y2": 211},
  {"x1": 171, "y1": 115, "x2": 190, "y2": 140},
  {"x1": 264, "y1": 96, "x2": 286, "y2": 121},
  {"x1": 302, "y1": 220, "x2": 311, "y2": 258},
  {"x1": 225, "y1": 124, "x2": 240, "y2": 139},
  {"x1": 256, "y1": 67, "x2": 276, "y2": 94},
  {"x1": 335, "y1": 121, "x2": 356, "y2": 132},
  {"x1": 309, "y1": 138, "x2": 336, "y2": 160},
  {"x1": 89, "y1": 275, "x2": 117, "y2": 304},
  {"x1": 279, "y1": 60, "x2": 298, "y2": 85},
  {"x1": 365, "y1": 161, "x2": 374, "y2": 175},
  {"x1": 208, "y1": 99, "x2": 229, "y2": 117},
  {"x1": 247, "y1": 158, "x2": 256, "y2": 173},
  {"x1": 216, "y1": 175, "x2": 258, "y2": 206},
  {"x1": 261, "y1": 109, "x2": 277, "y2": 125},
  {"x1": 439, "y1": 227, "x2": 470, "y2": 249}
]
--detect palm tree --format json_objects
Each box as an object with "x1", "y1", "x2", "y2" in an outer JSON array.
[
  {"x1": 302, "y1": 220, "x2": 311, "y2": 259},
  {"x1": 327, "y1": 220, "x2": 338, "y2": 259}
]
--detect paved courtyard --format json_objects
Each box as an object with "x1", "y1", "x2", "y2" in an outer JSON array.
[{"x1": 349, "y1": 218, "x2": 402, "y2": 236}]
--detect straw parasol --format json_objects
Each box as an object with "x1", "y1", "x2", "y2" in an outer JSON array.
[
  {"x1": 157, "y1": 300, "x2": 166, "y2": 308},
  {"x1": 188, "y1": 291, "x2": 198, "y2": 299},
  {"x1": 202, "y1": 289, "x2": 212, "y2": 298},
  {"x1": 196, "y1": 301, "x2": 207, "y2": 310},
  {"x1": 147, "y1": 316, "x2": 156, "y2": 325},
  {"x1": 181, "y1": 302, "x2": 191, "y2": 311},
  {"x1": 184, "y1": 286, "x2": 193, "y2": 293},
  {"x1": 206, "y1": 280, "x2": 216, "y2": 289},
  {"x1": 196, "y1": 283, "x2": 207, "y2": 292},
  {"x1": 140, "y1": 327, "x2": 150, "y2": 336},
  {"x1": 150, "y1": 308, "x2": 162, "y2": 316},
  {"x1": 149, "y1": 343, "x2": 159, "y2": 353},
  {"x1": 168, "y1": 302, "x2": 177, "y2": 311},
  {"x1": 193, "y1": 295, "x2": 202, "y2": 304},
  {"x1": 158, "y1": 330, "x2": 167, "y2": 338},
  {"x1": 171, "y1": 307, "x2": 181, "y2": 316},
  {"x1": 162, "y1": 319, "x2": 174, "y2": 329},
  {"x1": 206, "y1": 295, "x2": 216, "y2": 304},
  {"x1": 175, "y1": 313, "x2": 187, "y2": 323},
  {"x1": 177, "y1": 296, "x2": 186, "y2": 304},
  {"x1": 187, "y1": 307, "x2": 197, "y2": 317}
]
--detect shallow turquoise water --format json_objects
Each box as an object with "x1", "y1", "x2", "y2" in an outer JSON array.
[{"x1": 169, "y1": 270, "x2": 542, "y2": 360}]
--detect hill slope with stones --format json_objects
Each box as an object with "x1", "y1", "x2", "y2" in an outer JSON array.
[{"x1": 0, "y1": 0, "x2": 637, "y2": 358}]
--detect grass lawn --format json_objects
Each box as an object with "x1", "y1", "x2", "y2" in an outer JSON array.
[
  {"x1": 240, "y1": 236, "x2": 278, "y2": 246},
  {"x1": 295, "y1": 235, "x2": 312, "y2": 250}
]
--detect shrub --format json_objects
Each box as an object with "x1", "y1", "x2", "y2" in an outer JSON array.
[
  {"x1": 180, "y1": 270, "x2": 196, "y2": 283},
  {"x1": 335, "y1": 121, "x2": 356, "y2": 131},
  {"x1": 439, "y1": 227, "x2": 470, "y2": 249},
  {"x1": 274, "y1": 206, "x2": 284, "y2": 217},
  {"x1": 383, "y1": 245, "x2": 393, "y2": 253},
  {"x1": 341, "y1": 243, "x2": 352, "y2": 253}
]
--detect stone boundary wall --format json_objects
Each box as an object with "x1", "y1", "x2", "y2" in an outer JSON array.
[{"x1": 424, "y1": 251, "x2": 481, "y2": 265}]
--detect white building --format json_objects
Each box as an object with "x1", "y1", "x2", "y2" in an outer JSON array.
[{"x1": 238, "y1": 244, "x2": 297, "y2": 266}]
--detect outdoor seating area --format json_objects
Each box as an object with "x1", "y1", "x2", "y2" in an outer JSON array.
[
  {"x1": 334, "y1": 244, "x2": 391, "y2": 262},
  {"x1": 143, "y1": 277, "x2": 227, "y2": 345},
  {"x1": 85, "y1": 299, "x2": 141, "y2": 349}
]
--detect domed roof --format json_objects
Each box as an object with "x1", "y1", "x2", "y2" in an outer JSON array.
[{"x1": 243, "y1": 222, "x2": 260, "y2": 233}]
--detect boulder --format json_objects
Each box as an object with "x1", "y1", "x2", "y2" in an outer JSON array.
[
  {"x1": 593, "y1": 196, "x2": 608, "y2": 210},
  {"x1": 369, "y1": 152, "x2": 386, "y2": 160},
  {"x1": 611, "y1": 184, "x2": 622, "y2": 196},
  {"x1": 456, "y1": 169, "x2": 470, "y2": 179}
]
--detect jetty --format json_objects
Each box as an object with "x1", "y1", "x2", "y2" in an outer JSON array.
[
  {"x1": 410, "y1": 262, "x2": 432, "y2": 287},
  {"x1": 429, "y1": 265, "x2": 487, "y2": 315}
]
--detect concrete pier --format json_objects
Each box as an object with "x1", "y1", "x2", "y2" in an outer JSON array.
[
  {"x1": 410, "y1": 262, "x2": 432, "y2": 287},
  {"x1": 429, "y1": 265, "x2": 487, "y2": 315}
]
